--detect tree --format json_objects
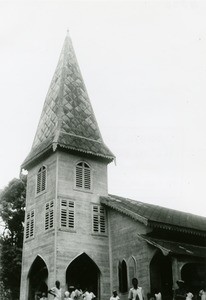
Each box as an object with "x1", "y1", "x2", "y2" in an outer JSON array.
[{"x1": 0, "y1": 176, "x2": 26, "y2": 299}]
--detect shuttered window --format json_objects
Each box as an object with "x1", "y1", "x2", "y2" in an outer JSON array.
[
  {"x1": 37, "y1": 166, "x2": 47, "y2": 194},
  {"x1": 45, "y1": 200, "x2": 54, "y2": 230},
  {"x1": 76, "y1": 162, "x2": 91, "y2": 190},
  {"x1": 92, "y1": 205, "x2": 106, "y2": 234},
  {"x1": 25, "y1": 209, "x2": 35, "y2": 239},
  {"x1": 60, "y1": 199, "x2": 75, "y2": 229}
]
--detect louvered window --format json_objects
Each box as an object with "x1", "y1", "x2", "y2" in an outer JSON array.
[
  {"x1": 60, "y1": 199, "x2": 75, "y2": 229},
  {"x1": 37, "y1": 166, "x2": 47, "y2": 194},
  {"x1": 76, "y1": 162, "x2": 91, "y2": 190},
  {"x1": 92, "y1": 205, "x2": 106, "y2": 234},
  {"x1": 45, "y1": 200, "x2": 54, "y2": 230},
  {"x1": 25, "y1": 209, "x2": 35, "y2": 239}
]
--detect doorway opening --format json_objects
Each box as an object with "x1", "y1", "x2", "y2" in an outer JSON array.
[
  {"x1": 28, "y1": 255, "x2": 48, "y2": 300},
  {"x1": 150, "y1": 250, "x2": 173, "y2": 300},
  {"x1": 66, "y1": 253, "x2": 100, "y2": 297}
]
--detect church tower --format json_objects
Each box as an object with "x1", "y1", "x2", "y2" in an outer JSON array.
[{"x1": 20, "y1": 32, "x2": 114, "y2": 300}]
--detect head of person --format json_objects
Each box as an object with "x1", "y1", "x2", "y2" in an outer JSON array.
[
  {"x1": 56, "y1": 280, "x2": 60, "y2": 289},
  {"x1": 113, "y1": 290, "x2": 118, "y2": 297},
  {"x1": 42, "y1": 292, "x2": 46, "y2": 297},
  {"x1": 132, "y1": 278, "x2": 138, "y2": 288}
]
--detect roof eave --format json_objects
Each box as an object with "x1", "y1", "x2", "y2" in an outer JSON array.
[
  {"x1": 149, "y1": 220, "x2": 206, "y2": 237},
  {"x1": 22, "y1": 141, "x2": 115, "y2": 170}
]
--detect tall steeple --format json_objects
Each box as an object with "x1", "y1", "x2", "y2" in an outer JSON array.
[{"x1": 22, "y1": 32, "x2": 114, "y2": 169}]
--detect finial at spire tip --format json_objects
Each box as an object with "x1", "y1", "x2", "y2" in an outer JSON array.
[{"x1": 66, "y1": 28, "x2": 70, "y2": 36}]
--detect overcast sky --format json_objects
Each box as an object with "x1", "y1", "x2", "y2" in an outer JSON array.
[{"x1": 0, "y1": 1, "x2": 206, "y2": 217}]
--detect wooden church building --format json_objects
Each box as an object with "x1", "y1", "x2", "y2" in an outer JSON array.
[{"x1": 20, "y1": 33, "x2": 206, "y2": 300}]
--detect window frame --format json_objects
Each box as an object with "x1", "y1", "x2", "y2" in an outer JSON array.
[
  {"x1": 36, "y1": 165, "x2": 47, "y2": 196},
  {"x1": 25, "y1": 209, "x2": 35, "y2": 240},
  {"x1": 45, "y1": 200, "x2": 54, "y2": 231},
  {"x1": 75, "y1": 161, "x2": 92, "y2": 192},
  {"x1": 92, "y1": 204, "x2": 107, "y2": 235},
  {"x1": 60, "y1": 199, "x2": 75, "y2": 231}
]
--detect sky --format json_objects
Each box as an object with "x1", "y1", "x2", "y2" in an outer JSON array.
[{"x1": 0, "y1": 0, "x2": 206, "y2": 217}]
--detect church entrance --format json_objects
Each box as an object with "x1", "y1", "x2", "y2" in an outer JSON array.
[
  {"x1": 66, "y1": 253, "x2": 100, "y2": 297},
  {"x1": 150, "y1": 250, "x2": 173, "y2": 300},
  {"x1": 28, "y1": 256, "x2": 48, "y2": 300}
]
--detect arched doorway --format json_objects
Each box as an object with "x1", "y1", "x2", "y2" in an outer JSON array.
[
  {"x1": 181, "y1": 262, "x2": 206, "y2": 293},
  {"x1": 150, "y1": 250, "x2": 173, "y2": 300},
  {"x1": 66, "y1": 253, "x2": 100, "y2": 297},
  {"x1": 28, "y1": 255, "x2": 48, "y2": 300}
]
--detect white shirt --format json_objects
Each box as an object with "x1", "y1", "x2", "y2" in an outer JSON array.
[
  {"x1": 50, "y1": 287, "x2": 62, "y2": 300},
  {"x1": 83, "y1": 291, "x2": 95, "y2": 300},
  {"x1": 110, "y1": 296, "x2": 120, "y2": 300},
  {"x1": 155, "y1": 293, "x2": 162, "y2": 300},
  {"x1": 199, "y1": 290, "x2": 206, "y2": 300},
  {"x1": 186, "y1": 292, "x2": 193, "y2": 300},
  {"x1": 128, "y1": 287, "x2": 144, "y2": 300}
]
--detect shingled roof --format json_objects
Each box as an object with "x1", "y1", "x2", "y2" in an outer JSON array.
[
  {"x1": 100, "y1": 194, "x2": 206, "y2": 236},
  {"x1": 22, "y1": 32, "x2": 114, "y2": 169}
]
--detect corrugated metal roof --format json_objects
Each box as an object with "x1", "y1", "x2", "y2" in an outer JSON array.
[
  {"x1": 22, "y1": 33, "x2": 114, "y2": 169},
  {"x1": 100, "y1": 194, "x2": 206, "y2": 235}
]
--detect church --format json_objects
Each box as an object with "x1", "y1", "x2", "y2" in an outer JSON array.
[{"x1": 20, "y1": 33, "x2": 206, "y2": 300}]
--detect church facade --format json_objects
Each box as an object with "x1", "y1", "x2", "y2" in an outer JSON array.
[{"x1": 20, "y1": 34, "x2": 206, "y2": 300}]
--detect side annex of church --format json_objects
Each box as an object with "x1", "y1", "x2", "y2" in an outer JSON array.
[{"x1": 20, "y1": 33, "x2": 206, "y2": 300}]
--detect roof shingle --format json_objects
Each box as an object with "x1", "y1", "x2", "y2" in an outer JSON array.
[{"x1": 22, "y1": 33, "x2": 114, "y2": 169}]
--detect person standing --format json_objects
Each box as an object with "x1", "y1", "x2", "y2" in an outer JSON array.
[
  {"x1": 64, "y1": 291, "x2": 71, "y2": 300},
  {"x1": 75, "y1": 285, "x2": 83, "y2": 300},
  {"x1": 154, "y1": 290, "x2": 162, "y2": 300},
  {"x1": 69, "y1": 286, "x2": 76, "y2": 299},
  {"x1": 83, "y1": 288, "x2": 95, "y2": 300},
  {"x1": 48, "y1": 280, "x2": 62, "y2": 300},
  {"x1": 110, "y1": 290, "x2": 120, "y2": 300},
  {"x1": 128, "y1": 278, "x2": 144, "y2": 300},
  {"x1": 173, "y1": 280, "x2": 186, "y2": 300},
  {"x1": 40, "y1": 292, "x2": 48, "y2": 300},
  {"x1": 186, "y1": 292, "x2": 193, "y2": 300},
  {"x1": 199, "y1": 287, "x2": 206, "y2": 300}
]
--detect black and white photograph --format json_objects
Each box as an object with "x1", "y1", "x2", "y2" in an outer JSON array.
[{"x1": 0, "y1": 1, "x2": 206, "y2": 300}]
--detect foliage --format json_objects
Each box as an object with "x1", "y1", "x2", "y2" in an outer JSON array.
[{"x1": 0, "y1": 176, "x2": 27, "y2": 299}]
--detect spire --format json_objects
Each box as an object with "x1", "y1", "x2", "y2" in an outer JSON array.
[{"x1": 22, "y1": 33, "x2": 115, "y2": 169}]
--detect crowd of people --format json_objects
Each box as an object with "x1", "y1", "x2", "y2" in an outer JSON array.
[
  {"x1": 36, "y1": 278, "x2": 206, "y2": 300},
  {"x1": 36, "y1": 281, "x2": 96, "y2": 300},
  {"x1": 148, "y1": 279, "x2": 206, "y2": 300},
  {"x1": 173, "y1": 280, "x2": 206, "y2": 300}
]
